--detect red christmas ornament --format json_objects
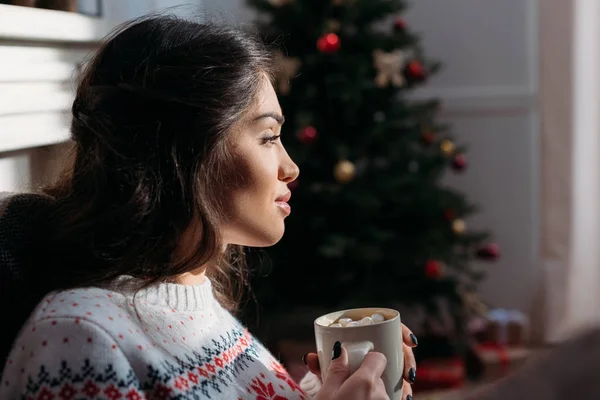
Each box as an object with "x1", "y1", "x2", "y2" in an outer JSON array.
[
  {"x1": 425, "y1": 259, "x2": 443, "y2": 279},
  {"x1": 406, "y1": 60, "x2": 426, "y2": 81},
  {"x1": 394, "y1": 17, "x2": 407, "y2": 31},
  {"x1": 297, "y1": 126, "x2": 318, "y2": 144},
  {"x1": 476, "y1": 243, "x2": 500, "y2": 260},
  {"x1": 443, "y1": 209, "x2": 456, "y2": 221},
  {"x1": 452, "y1": 154, "x2": 468, "y2": 171},
  {"x1": 317, "y1": 33, "x2": 341, "y2": 53},
  {"x1": 422, "y1": 131, "x2": 435, "y2": 145}
]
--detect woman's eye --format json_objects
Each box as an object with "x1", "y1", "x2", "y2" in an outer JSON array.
[{"x1": 262, "y1": 134, "x2": 281, "y2": 145}]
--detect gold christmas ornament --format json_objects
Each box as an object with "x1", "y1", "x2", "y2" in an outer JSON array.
[
  {"x1": 334, "y1": 160, "x2": 356, "y2": 183},
  {"x1": 440, "y1": 139, "x2": 455, "y2": 156},
  {"x1": 268, "y1": 0, "x2": 293, "y2": 6},
  {"x1": 373, "y1": 49, "x2": 406, "y2": 88},
  {"x1": 452, "y1": 219, "x2": 466, "y2": 234},
  {"x1": 273, "y1": 50, "x2": 301, "y2": 95}
]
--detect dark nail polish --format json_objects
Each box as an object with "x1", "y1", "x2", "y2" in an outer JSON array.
[
  {"x1": 410, "y1": 333, "x2": 418, "y2": 346},
  {"x1": 407, "y1": 395, "x2": 413, "y2": 400},
  {"x1": 332, "y1": 341, "x2": 342, "y2": 360},
  {"x1": 408, "y1": 368, "x2": 416, "y2": 383},
  {"x1": 302, "y1": 354, "x2": 308, "y2": 365}
]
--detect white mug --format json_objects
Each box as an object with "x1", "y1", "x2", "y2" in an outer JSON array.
[{"x1": 314, "y1": 307, "x2": 404, "y2": 400}]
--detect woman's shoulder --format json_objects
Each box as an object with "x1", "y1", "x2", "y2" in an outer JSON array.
[
  {"x1": 29, "y1": 286, "x2": 132, "y2": 327},
  {"x1": 19, "y1": 285, "x2": 145, "y2": 351}
]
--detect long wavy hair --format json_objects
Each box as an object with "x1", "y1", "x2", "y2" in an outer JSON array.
[{"x1": 31, "y1": 14, "x2": 275, "y2": 312}]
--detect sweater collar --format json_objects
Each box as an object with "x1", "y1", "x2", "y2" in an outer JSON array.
[{"x1": 116, "y1": 276, "x2": 217, "y2": 312}]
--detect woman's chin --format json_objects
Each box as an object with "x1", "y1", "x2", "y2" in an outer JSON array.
[
  {"x1": 230, "y1": 225, "x2": 285, "y2": 248},
  {"x1": 250, "y1": 231, "x2": 285, "y2": 248}
]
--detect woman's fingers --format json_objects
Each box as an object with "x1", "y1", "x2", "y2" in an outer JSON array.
[
  {"x1": 303, "y1": 352, "x2": 321, "y2": 378},
  {"x1": 402, "y1": 378, "x2": 413, "y2": 400},
  {"x1": 403, "y1": 343, "x2": 417, "y2": 384},
  {"x1": 401, "y1": 324, "x2": 417, "y2": 385},
  {"x1": 402, "y1": 324, "x2": 418, "y2": 348}
]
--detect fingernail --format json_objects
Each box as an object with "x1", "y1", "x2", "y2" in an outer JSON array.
[
  {"x1": 407, "y1": 395, "x2": 413, "y2": 400},
  {"x1": 302, "y1": 354, "x2": 308, "y2": 365},
  {"x1": 410, "y1": 333, "x2": 418, "y2": 346},
  {"x1": 332, "y1": 341, "x2": 342, "y2": 360},
  {"x1": 408, "y1": 368, "x2": 416, "y2": 383}
]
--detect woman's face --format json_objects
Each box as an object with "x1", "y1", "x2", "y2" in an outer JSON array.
[{"x1": 220, "y1": 76, "x2": 299, "y2": 247}]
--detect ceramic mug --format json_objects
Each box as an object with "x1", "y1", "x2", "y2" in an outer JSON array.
[{"x1": 314, "y1": 307, "x2": 404, "y2": 400}]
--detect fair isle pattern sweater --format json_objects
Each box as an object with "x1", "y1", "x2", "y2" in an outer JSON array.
[{"x1": 0, "y1": 277, "x2": 308, "y2": 400}]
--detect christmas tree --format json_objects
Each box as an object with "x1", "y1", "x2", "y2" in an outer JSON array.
[{"x1": 243, "y1": 0, "x2": 500, "y2": 363}]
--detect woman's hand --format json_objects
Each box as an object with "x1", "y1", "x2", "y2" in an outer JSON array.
[
  {"x1": 314, "y1": 342, "x2": 389, "y2": 400},
  {"x1": 304, "y1": 323, "x2": 418, "y2": 400}
]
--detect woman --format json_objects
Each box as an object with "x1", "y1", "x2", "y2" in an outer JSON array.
[{"x1": 0, "y1": 15, "x2": 417, "y2": 400}]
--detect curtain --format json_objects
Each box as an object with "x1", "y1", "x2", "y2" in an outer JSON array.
[{"x1": 539, "y1": 0, "x2": 600, "y2": 342}]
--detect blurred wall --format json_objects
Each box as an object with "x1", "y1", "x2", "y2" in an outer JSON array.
[{"x1": 206, "y1": 0, "x2": 541, "y2": 314}]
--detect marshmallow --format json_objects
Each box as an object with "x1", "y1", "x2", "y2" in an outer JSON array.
[
  {"x1": 359, "y1": 317, "x2": 374, "y2": 326},
  {"x1": 338, "y1": 318, "x2": 353, "y2": 326},
  {"x1": 371, "y1": 313, "x2": 385, "y2": 323},
  {"x1": 329, "y1": 323, "x2": 343, "y2": 328},
  {"x1": 346, "y1": 321, "x2": 360, "y2": 327}
]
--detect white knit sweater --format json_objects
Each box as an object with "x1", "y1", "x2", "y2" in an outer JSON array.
[{"x1": 0, "y1": 276, "x2": 319, "y2": 399}]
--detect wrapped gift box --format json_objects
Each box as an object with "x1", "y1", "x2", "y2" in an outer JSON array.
[
  {"x1": 485, "y1": 309, "x2": 530, "y2": 346},
  {"x1": 476, "y1": 344, "x2": 531, "y2": 382},
  {"x1": 413, "y1": 357, "x2": 466, "y2": 392}
]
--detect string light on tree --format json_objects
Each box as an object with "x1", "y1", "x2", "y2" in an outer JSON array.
[
  {"x1": 297, "y1": 126, "x2": 318, "y2": 144},
  {"x1": 317, "y1": 33, "x2": 341, "y2": 53},
  {"x1": 373, "y1": 49, "x2": 406, "y2": 88},
  {"x1": 452, "y1": 153, "x2": 468, "y2": 171},
  {"x1": 334, "y1": 160, "x2": 356, "y2": 183},
  {"x1": 452, "y1": 219, "x2": 466, "y2": 234},
  {"x1": 440, "y1": 139, "x2": 455, "y2": 156},
  {"x1": 425, "y1": 259, "x2": 444, "y2": 279}
]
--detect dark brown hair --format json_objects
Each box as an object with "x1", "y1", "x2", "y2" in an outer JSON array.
[{"x1": 32, "y1": 14, "x2": 275, "y2": 312}]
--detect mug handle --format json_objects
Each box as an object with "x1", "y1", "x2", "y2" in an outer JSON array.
[{"x1": 344, "y1": 341, "x2": 375, "y2": 376}]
